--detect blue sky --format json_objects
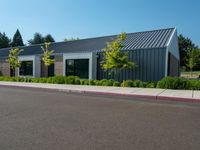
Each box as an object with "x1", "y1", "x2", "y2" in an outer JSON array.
[{"x1": 0, "y1": 0, "x2": 199, "y2": 46}]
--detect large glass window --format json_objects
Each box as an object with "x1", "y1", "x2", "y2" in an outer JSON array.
[
  {"x1": 19, "y1": 61, "x2": 33, "y2": 76},
  {"x1": 66, "y1": 59, "x2": 89, "y2": 78}
]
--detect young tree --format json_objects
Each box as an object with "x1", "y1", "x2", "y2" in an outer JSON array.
[
  {"x1": 28, "y1": 32, "x2": 44, "y2": 45},
  {"x1": 186, "y1": 49, "x2": 200, "y2": 77},
  {"x1": 44, "y1": 34, "x2": 55, "y2": 43},
  {"x1": 0, "y1": 32, "x2": 11, "y2": 48},
  {"x1": 101, "y1": 32, "x2": 136, "y2": 81},
  {"x1": 12, "y1": 29, "x2": 24, "y2": 47},
  {"x1": 7, "y1": 48, "x2": 23, "y2": 76},
  {"x1": 41, "y1": 42, "x2": 55, "y2": 67}
]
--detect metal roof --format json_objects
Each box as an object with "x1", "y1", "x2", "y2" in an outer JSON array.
[{"x1": 0, "y1": 28, "x2": 175, "y2": 58}]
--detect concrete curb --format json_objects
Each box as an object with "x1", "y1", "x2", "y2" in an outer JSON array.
[
  {"x1": 0, "y1": 83, "x2": 199, "y2": 104},
  {"x1": 157, "y1": 96, "x2": 200, "y2": 103}
]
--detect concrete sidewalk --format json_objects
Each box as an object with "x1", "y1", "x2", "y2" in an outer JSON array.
[{"x1": 0, "y1": 81, "x2": 199, "y2": 103}]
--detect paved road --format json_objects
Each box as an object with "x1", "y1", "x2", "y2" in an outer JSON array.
[{"x1": 0, "y1": 86, "x2": 200, "y2": 150}]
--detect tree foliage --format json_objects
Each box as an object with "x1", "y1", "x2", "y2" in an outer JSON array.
[
  {"x1": 178, "y1": 34, "x2": 198, "y2": 68},
  {"x1": 28, "y1": 32, "x2": 44, "y2": 45},
  {"x1": 41, "y1": 42, "x2": 55, "y2": 66},
  {"x1": 186, "y1": 49, "x2": 200, "y2": 74},
  {"x1": 44, "y1": 34, "x2": 55, "y2": 43},
  {"x1": 64, "y1": 37, "x2": 79, "y2": 42},
  {"x1": 12, "y1": 29, "x2": 24, "y2": 47},
  {"x1": 101, "y1": 32, "x2": 136, "y2": 78},
  {"x1": 7, "y1": 48, "x2": 23, "y2": 70},
  {"x1": 28, "y1": 33, "x2": 55, "y2": 45},
  {"x1": 0, "y1": 32, "x2": 11, "y2": 48}
]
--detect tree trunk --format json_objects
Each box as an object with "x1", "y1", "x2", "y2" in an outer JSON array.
[{"x1": 10, "y1": 68, "x2": 15, "y2": 77}]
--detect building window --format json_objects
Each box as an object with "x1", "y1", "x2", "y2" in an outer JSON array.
[
  {"x1": 65, "y1": 59, "x2": 89, "y2": 78},
  {"x1": 19, "y1": 61, "x2": 33, "y2": 76},
  {"x1": 48, "y1": 56, "x2": 55, "y2": 77}
]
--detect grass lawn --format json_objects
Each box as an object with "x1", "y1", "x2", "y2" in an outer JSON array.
[{"x1": 181, "y1": 71, "x2": 200, "y2": 78}]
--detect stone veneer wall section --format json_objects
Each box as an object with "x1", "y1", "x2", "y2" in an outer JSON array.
[
  {"x1": 0, "y1": 59, "x2": 10, "y2": 76},
  {"x1": 41, "y1": 60, "x2": 48, "y2": 77},
  {"x1": 54, "y1": 55, "x2": 63, "y2": 76}
]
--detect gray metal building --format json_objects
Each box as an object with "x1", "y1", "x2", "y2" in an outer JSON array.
[{"x1": 0, "y1": 28, "x2": 179, "y2": 82}]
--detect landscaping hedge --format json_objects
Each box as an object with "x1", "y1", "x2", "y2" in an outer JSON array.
[
  {"x1": 157, "y1": 76, "x2": 200, "y2": 90},
  {"x1": 0, "y1": 76, "x2": 200, "y2": 90}
]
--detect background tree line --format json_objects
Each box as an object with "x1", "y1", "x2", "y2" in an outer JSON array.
[
  {"x1": 0, "y1": 29, "x2": 56, "y2": 48},
  {"x1": 178, "y1": 34, "x2": 200, "y2": 71}
]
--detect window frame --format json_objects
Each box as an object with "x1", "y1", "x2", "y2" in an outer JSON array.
[{"x1": 19, "y1": 60, "x2": 33, "y2": 76}]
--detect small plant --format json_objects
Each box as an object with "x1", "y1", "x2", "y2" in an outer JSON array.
[
  {"x1": 121, "y1": 80, "x2": 133, "y2": 87},
  {"x1": 186, "y1": 49, "x2": 200, "y2": 77},
  {"x1": 41, "y1": 42, "x2": 55, "y2": 66},
  {"x1": 146, "y1": 82, "x2": 157, "y2": 88},
  {"x1": 113, "y1": 81, "x2": 120, "y2": 87},
  {"x1": 7, "y1": 47, "x2": 23, "y2": 76}
]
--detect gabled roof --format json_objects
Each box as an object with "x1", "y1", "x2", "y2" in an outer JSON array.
[{"x1": 0, "y1": 28, "x2": 175, "y2": 58}]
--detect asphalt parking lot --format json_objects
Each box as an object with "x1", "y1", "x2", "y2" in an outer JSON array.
[{"x1": 0, "y1": 86, "x2": 200, "y2": 150}]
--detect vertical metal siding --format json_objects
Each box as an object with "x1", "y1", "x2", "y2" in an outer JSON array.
[{"x1": 97, "y1": 48, "x2": 166, "y2": 82}]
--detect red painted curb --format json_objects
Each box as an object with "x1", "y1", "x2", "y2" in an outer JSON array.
[
  {"x1": 0, "y1": 84, "x2": 200, "y2": 103},
  {"x1": 157, "y1": 96, "x2": 200, "y2": 103},
  {"x1": 82, "y1": 90, "x2": 200, "y2": 103},
  {"x1": 82, "y1": 90, "x2": 157, "y2": 100}
]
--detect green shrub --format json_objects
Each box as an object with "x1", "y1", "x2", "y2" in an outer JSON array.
[
  {"x1": 89, "y1": 80, "x2": 96, "y2": 85},
  {"x1": 94, "y1": 80, "x2": 101, "y2": 86},
  {"x1": 146, "y1": 82, "x2": 157, "y2": 88},
  {"x1": 138, "y1": 81, "x2": 148, "y2": 88},
  {"x1": 23, "y1": 77, "x2": 32, "y2": 82},
  {"x1": 52, "y1": 76, "x2": 65, "y2": 84},
  {"x1": 46, "y1": 77, "x2": 53, "y2": 83},
  {"x1": 74, "y1": 78, "x2": 80, "y2": 85},
  {"x1": 80, "y1": 79, "x2": 89, "y2": 85},
  {"x1": 187, "y1": 80, "x2": 200, "y2": 90},
  {"x1": 1, "y1": 75, "x2": 200, "y2": 90},
  {"x1": 99, "y1": 79, "x2": 107, "y2": 86},
  {"x1": 132, "y1": 80, "x2": 141, "y2": 87},
  {"x1": 121, "y1": 80, "x2": 133, "y2": 87},
  {"x1": 33, "y1": 78, "x2": 41, "y2": 83},
  {"x1": 101, "y1": 79, "x2": 113, "y2": 86},
  {"x1": 64, "y1": 76, "x2": 79, "y2": 84},
  {"x1": 39, "y1": 78, "x2": 48, "y2": 83},
  {"x1": 113, "y1": 81, "x2": 120, "y2": 87},
  {"x1": 157, "y1": 77, "x2": 189, "y2": 89}
]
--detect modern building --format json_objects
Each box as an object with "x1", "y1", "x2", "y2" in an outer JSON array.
[{"x1": 0, "y1": 28, "x2": 179, "y2": 82}]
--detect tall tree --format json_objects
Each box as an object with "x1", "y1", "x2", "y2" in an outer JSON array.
[
  {"x1": 101, "y1": 32, "x2": 136, "y2": 81},
  {"x1": 178, "y1": 34, "x2": 198, "y2": 68},
  {"x1": 44, "y1": 34, "x2": 55, "y2": 43},
  {"x1": 28, "y1": 32, "x2": 44, "y2": 45},
  {"x1": 12, "y1": 29, "x2": 24, "y2": 47},
  {"x1": 0, "y1": 32, "x2": 11, "y2": 48}
]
